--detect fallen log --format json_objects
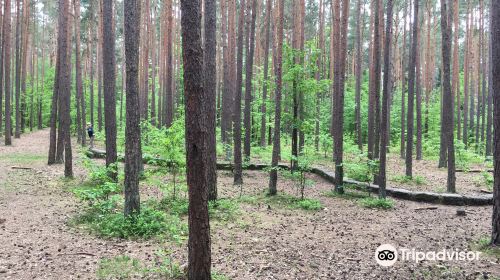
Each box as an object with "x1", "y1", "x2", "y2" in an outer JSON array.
[
  {"x1": 10, "y1": 166, "x2": 33, "y2": 170},
  {"x1": 414, "y1": 206, "x2": 438, "y2": 211}
]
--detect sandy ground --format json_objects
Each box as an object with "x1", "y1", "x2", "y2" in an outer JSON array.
[{"x1": 0, "y1": 130, "x2": 498, "y2": 279}]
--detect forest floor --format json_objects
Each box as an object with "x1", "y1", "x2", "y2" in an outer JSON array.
[
  {"x1": 248, "y1": 152, "x2": 493, "y2": 196},
  {"x1": 0, "y1": 129, "x2": 499, "y2": 279}
]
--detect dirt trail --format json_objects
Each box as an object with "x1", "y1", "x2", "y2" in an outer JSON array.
[
  {"x1": 0, "y1": 130, "x2": 499, "y2": 280},
  {"x1": 0, "y1": 130, "x2": 157, "y2": 279}
]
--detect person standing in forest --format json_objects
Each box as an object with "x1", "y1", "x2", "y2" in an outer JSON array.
[{"x1": 87, "y1": 123, "x2": 94, "y2": 148}]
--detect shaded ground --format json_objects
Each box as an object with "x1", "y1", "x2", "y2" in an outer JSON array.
[
  {"x1": 246, "y1": 150, "x2": 493, "y2": 196},
  {"x1": 0, "y1": 130, "x2": 499, "y2": 279}
]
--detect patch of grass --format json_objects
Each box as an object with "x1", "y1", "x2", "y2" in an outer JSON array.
[
  {"x1": 157, "y1": 197, "x2": 190, "y2": 216},
  {"x1": 391, "y1": 174, "x2": 427, "y2": 185},
  {"x1": 212, "y1": 272, "x2": 230, "y2": 280},
  {"x1": 263, "y1": 193, "x2": 323, "y2": 211},
  {"x1": 344, "y1": 162, "x2": 371, "y2": 182},
  {"x1": 410, "y1": 265, "x2": 469, "y2": 280},
  {"x1": 474, "y1": 237, "x2": 500, "y2": 259},
  {"x1": 358, "y1": 197, "x2": 394, "y2": 209},
  {"x1": 71, "y1": 197, "x2": 187, "y2": 241},
  {"x1": 97, "y1": 254, "x2": 229, "y2": 280},
  {"x1": 97, "y1": 253, "x2": 184, "y2": 280},
  {"x1": 237, "y1": 192, "x2": 323, "y2": 211},
  {"x1": 473, "y1": 172, "x2": 493, "y2": 191},
  {"x1": 323, "y1": 184, "x2": 371, "y2": 200},
  {"x1": 237, "y1": 195, "x2": 259, "y2": 205},
  {"x1": 0, "y1": 153, "x2": 46, "y2": 163},
  {"x1": 209, "y1": 199, "x2": 241, "y2": 221},
  {"x1": 295, "y1": 199, "x2": 323, "y2": 210}
]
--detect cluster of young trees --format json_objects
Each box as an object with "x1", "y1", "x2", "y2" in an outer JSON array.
[{"x1": 0, "y1": 0, "x2": 500, "y2": 277}]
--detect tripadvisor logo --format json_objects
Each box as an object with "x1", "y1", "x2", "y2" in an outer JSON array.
[
  {"x1": 375, "y1": 244, "x2": 481, "y2": 267},
  {"x1": 375, "y1": 244, "x2": 398, "y2": 267}
]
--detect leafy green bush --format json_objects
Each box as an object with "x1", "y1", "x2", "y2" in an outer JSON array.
[
  {"x1": 158, "y1": 197, "x2": 240, "y2": 222},
  {"x1": 93, "y1": 207, "x2": 185, "y2": 240},
  {"x1": 209, "y1": 199, "x2": 240, "y2": 221},
  {"x1": 344, "y1": 156, "x2": 378, "y2": 183},
  {"x1": 473, "y1": 172, "x2": 493, "y2": 191},
  {"x1": 391, "y1": 174, "x2": 427, "y2": 185},
  {"x1": 296, "y1": 199, "x2": 323, "y2": 210},
  {"x1": 72, "y1": 195, "x2": 186, "y2": 241},
  {"x1": 82, "y1": 159, "x2": 115, "y2": 186},
  {"x1": 359, "y1": 197, "x2": 394, "y2": 209},
  {"x1": 73, "y1": 182, "x2": 122, "y2": 204},
  {"x1": 158, "y1": 197, "x2": 189, "y2": 216}
]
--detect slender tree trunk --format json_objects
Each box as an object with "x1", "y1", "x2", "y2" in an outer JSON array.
[
  {"x1": 379, "y1": 0, "x2": 393, "y2": 199},
  {"x1": 259, "y1": 0, "x2": 271, "y2": 147},
  {"x1": 480, "y1": 0, "x2": 486, "y2": 147},
  {"x1": 124, "y1": 0, "x2": 142, "y2": 216},
  {"x1": 98, "y1": 0, "x2": 103, "y2": 132},
  {"x1": 367, "y1": 0, "x2": 374, "y2": 159},
  {"x1": 243, "y1": 0, "x2": 257, "y2": 159},
  {"x1": 441, "y1": 0, "x2": 455, "y2": 192},
  {"x1": 314, "y1": 0, "x2": 325, "y2": 151},
  {"x1": 373, "y1": 0, "x2": 383, "y2": 159},
  {"x1": 222, "y1": 0, "x2": 236, "y2": 146},
  {"x1": 0, "y1": 1, "x2": 3, "y2": 136},
  {"x1": 3, "y1": 0, "x2": 11, "y2": 146},
  {"x1": 269, "y1": 0, "x2": 284, "y2": 195},
  {"x1": 14, "y1": 0, "x2": 21, "y2": 139},
  {"x1": 416, "y1": 24, "x2": 422, "y2": 160},
  {"x1": 233, "y1": 0, "x2": 246, "y2": 185},
  {"x1": 406, "y1": 0, "x2": 419, "y2": 178},
  {"x1": 204, "y1": 0, "x2": 218, "y2": 201},
  {"x1": 103, "y1": 0, "x2": 117, "y2": 180},
  {"x1": 463, "y1": 7, "x2": 470, "y2": 147},
  {"x1": 165, "y1": 0, "x2": 174, "y2": 127},
  {"x1": 452, "y1": 0, "x2": 460, "y2": 140},
  {"x1": 38, "y1": 21, "x2": 44, "y2": 130},
  {"x1": 74, "y1": 0, "x2": 86, "y2": 147},
  {"x1": 332, "y1": 0, "x2": 349, "y2": 191},
  {"x1": 150, "y1": 7, "x2": 156, "y2": 126},
  {"x1": 486, "y1": 22, "x2": 493, "y2": 157},
  {"x1": 400, "y1": 0, "x2": 408, "y2": 158},
  {"x1": 354, "y1": 0, "x2": 362, "y2": 151},
  {"x1": 57, "y1": 0, "x2": 73, "y2": 177},
  {"x1": 180, "y1": 0, "x2": 212, "y2": 274},
  {"x1": 490, "y1": 0, "x2": 500, "y2": 245}
]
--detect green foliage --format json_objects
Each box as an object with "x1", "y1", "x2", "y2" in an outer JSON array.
[
  {"x1": 209, "y1": 199, "x2": 241, "y2": 222},
  {"x1": 158, "y1": 197, "x2": 190, "y2": 216},
  {"x1": 73, "y1": 182, "x2": 122, "y2": 204},
  {"x1": 474, "y1": 237, "x2": 500, "y2": 259},
  {"x1": 158, "y1": 197, "x2": 240, "y2": 222},
  {"x1": 261, "y1": 192, "x2": 323, "y2": 211},
  {"x1": 96, "y1": 252, "x2": 184, "y2": 280},
  {"x1": 473, "y1": 172, "x2": 493, "y2": 191},
  {"x1": 391, "y1": 174, "x2": 427, "y2": 185},
  {"x1": 82, "y1": 159, "x2": 117, "y2": 186},
  {"x1": 296, "y1": 199, "x2": 323, "y2": 210},
  {"x1": 323, "y1": 184, "x2": 371, "y2": 200},
  {"x1": 359, "y1": 197, "x2": 394, "y2": 209},
  {"x1": 344, "y1": 155, "x2": 378, "y2": 183},
  {"x1": 282, "y1": 155, "x2": 315, "y2": 199},
  {"x1": 73, "y1": 198, "x2": 187, "y2": 240},
  {"x1": 93, "y1": 207, "x2": 185, "y2": 240},
  {"x1": 141, "y1": 119, "x2": 186, "y2": 168}
]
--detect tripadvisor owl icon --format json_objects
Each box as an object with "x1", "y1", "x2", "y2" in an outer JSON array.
[{"x1": 375, "y1": 244, "x2": 398, "y2": 267}]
